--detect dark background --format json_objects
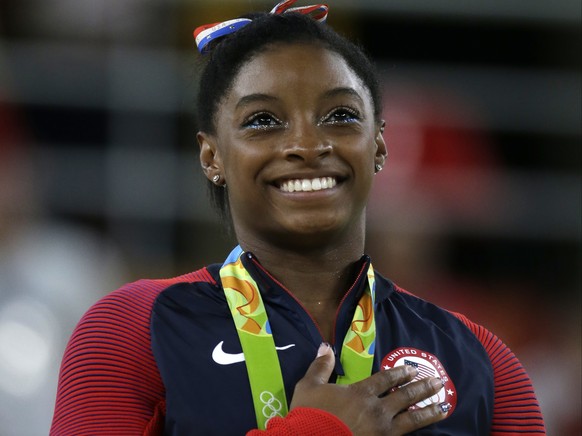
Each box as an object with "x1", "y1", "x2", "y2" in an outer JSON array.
[{"x1": 0, "y1": 1, "x2": 580, "y2": 434}]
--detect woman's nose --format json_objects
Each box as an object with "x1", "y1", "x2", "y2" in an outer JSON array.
[{"x1": 283, "y1": 122, "x2": 332, "y2": 163}]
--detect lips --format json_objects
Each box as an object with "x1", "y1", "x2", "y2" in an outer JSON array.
[{"x1": 278, "y1": 176, "x2": 338, "y2": 192}]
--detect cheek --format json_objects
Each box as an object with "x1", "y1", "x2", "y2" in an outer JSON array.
[
  {"x1": 220, "y1": 134, "x2": 265, "y2": 168},
  {"x1": 345, "y1": 138, "x2": 377, "y2": 171},
  {"x1": 222, "y1": 152, "x2": 264, "y2": 210},
  {"x1": 350, "y1": 143, "x2": 378, "y2": 197}
]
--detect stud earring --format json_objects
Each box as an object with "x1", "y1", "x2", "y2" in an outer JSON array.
[
  {"x1": 375, "y1": 164, "x2": 383, "y2": 173},
  {"x1": 212, "y1": 175, "x2": 220, "y2": 184}
]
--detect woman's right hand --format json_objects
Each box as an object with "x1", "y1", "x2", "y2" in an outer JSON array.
[{"x1": 290, "y1": 343, "x2": 450, "y2": 435}]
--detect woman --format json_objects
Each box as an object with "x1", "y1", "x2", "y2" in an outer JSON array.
[{"x1": 50, "y1": 2, "x2": 546, "y2": 435}]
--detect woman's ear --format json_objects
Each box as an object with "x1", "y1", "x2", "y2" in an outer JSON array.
[
  {"x1": 374, "y1": 120, "x2": 387, "y2": 171},
  {"x1": 197, "y1": 132, "x2": 223, "y2": 181}
]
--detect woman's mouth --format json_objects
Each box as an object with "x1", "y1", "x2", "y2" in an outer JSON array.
[{"x1": 278, "y1": 177, "x2": 338, "y2": 193}]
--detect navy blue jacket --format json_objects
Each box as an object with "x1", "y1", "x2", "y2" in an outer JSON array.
[{"x1": 51, "y1": 252, "x2": 545, "y2": 435}]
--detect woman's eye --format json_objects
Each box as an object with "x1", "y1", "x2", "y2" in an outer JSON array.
[
  {"x1": 242, "y1": 112, "x2": 282, "y2": 130},
  {"x1": 322, "y1": 107, "x2": 361, "y2": 125}
]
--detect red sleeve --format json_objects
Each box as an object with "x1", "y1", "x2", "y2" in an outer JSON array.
[
  {"x1": 50, "y1": 269, "x2": 214, "y2": 436},
  {"x1": 247, "y1": 407, "x2": 352, "y2": 435},
  {"x1": 452, "y1": 312, "x2": 547, "y2": 435},
  {"x1": 50, "y1": 281, "x2": 165, "y2": 435}
]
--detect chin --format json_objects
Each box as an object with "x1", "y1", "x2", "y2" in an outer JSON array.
[
  {"x1": 269, "y1": 229, "x2": 340, "y2": 252},
  {"x1": 285, "y1": 213, "x2": 343, "y2": 234},
  {"x1": 281, "y1": 216, "x2": 359, "y2": 245}
]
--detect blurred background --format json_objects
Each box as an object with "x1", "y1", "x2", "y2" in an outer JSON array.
[{"x1": 0, "y1": 0, "x2": 580, "y2": 434}]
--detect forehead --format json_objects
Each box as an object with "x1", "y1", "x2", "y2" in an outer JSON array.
[{"x1": 224, "y1": 43, "x2": 372, "y2": 107}]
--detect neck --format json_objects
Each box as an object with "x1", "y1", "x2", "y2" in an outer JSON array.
[
  {"x1": 246, "y1": 241, "x2": 364, "y2": 343},
  {"x1": 233, "y1": 217, "x2": 368, "y2": 342},
  {"x1": 238, "y1": 232, "x2": 365, "y2": 305}
]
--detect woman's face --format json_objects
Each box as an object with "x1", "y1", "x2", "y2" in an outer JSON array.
[{"x1": 199, "y1": 43, "x2": 386, "y2": 249}]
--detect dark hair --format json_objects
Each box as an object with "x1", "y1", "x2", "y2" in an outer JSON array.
[{"x1": 196, "y1": 12, "x2": 382, "y2": 221}]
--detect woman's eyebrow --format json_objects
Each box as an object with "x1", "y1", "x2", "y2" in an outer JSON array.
[
  {"x1": 321, "y1": 87, "x2": 365, "y2": 104},
  {"x1": 236, "y1": 93, "x2": 278, "y2": 110}
]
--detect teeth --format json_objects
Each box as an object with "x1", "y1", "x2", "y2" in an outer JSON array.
[{"x1": 280, "y1": 177, "x2": 337, "y2": 193}]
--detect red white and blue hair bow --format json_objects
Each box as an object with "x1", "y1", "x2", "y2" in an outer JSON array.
[{"x1": 193, "y1": 0, "x2": 329, "y2": 54}]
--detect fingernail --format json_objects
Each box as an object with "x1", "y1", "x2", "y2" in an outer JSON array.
[
  {"x1": 430, "y1": 378, "x2": 443, "y2": 389},
  {"x1": 404, "y1": 365, "x2": 418, "y2": 376},
  {"x1": 317, "y1": 342, "x2": 331, "y2": 358},
  {"x1": 439, "y1": 402, "x2": 452, "y2": 414}
]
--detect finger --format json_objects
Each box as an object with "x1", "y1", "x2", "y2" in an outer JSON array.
[
  {"x1": 393, "y1": 401, "x2": 450, "y2": 433},
  {"x1": 355, "y1": 364, "x2": 418, "y2": 397},
  {"x1": 300, "y1": 343, "x2": 335, "y2": 386},
  {"x1": 388, "y1": 376, "x2": 444, "y2": 411}
]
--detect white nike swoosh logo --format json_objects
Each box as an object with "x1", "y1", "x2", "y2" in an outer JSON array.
[{"x1": 212, "y1": 340, "x2": 296, "y2": 365}]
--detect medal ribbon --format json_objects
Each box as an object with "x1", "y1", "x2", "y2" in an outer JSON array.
[{"x1": 220, "y1": 245, "x2": 376, "y2": 429}]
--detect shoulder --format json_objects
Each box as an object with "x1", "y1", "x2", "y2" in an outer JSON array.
[
  {"x1": 375, "y1": 276, "x2": 495, "y2": 381},
  {"x1": 61, "y1": 266, "x2": 218, "y2": 377},
  {"x1": 84, "y1": 267, "x2": 217, "y2": 320},
  {"x1": 387, "y1": 281, "x2": 507, "y2": 359},
  {"x1": 388, "y1": 280, "x2": 500, "y2": 354},
  {"x1": 378, "y1": 275, "x2": 486, "y2": 341},
  {"x1": 51, "y1": 266, "x2": 218, "y2": 434}
]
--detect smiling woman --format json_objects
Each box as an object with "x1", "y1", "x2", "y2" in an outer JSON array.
[
  {"x1": 50, "y1": 1, "x2": 546, "y2": 435},
  {"x1": 199, "y1": 44, "x2": 384, "y2": 253}
]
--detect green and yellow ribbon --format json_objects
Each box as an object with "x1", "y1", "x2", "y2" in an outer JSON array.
[{"x1": 220, "y1": 245, "x2": 376, "y2": 429}]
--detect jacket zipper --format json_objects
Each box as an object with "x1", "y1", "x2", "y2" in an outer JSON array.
[{"x1": 249, "y1": 254, "x2": 369, "y2": 348}]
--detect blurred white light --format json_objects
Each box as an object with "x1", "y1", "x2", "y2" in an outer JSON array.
[{"x1": 0, "y1": 299, "x2": 57, "y2": 396}]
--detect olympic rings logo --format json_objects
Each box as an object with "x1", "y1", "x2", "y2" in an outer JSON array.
[{"x1": 260, "y1": 391, "x2": 283, "y2": 420}]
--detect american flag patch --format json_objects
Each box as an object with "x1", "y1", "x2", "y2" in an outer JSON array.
[
  {"x1": 404, "y1": 359, "x2": 435, "y2": 379},
  {"x1": 381, "y1": 347, "x2": 457, "y2": 415}
]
